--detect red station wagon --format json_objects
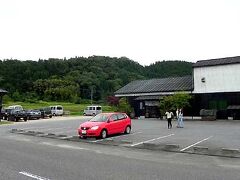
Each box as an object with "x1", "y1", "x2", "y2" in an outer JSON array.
[{"x1": 78, "y1": 112, "x2": 132, "y2": 139}]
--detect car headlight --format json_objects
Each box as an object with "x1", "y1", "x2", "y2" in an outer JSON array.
[{"x1": 90, "y1": 126, "x2": 99, "y2": 130}]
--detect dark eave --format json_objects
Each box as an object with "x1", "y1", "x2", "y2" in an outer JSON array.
[
  {"x1": 0, "y1": 88, "x2": 7, "y2": 94},
  {"x1": 193, "y1": 56, "x2": 240, "y2": 68}
]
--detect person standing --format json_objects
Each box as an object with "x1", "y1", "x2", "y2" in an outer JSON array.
[
  {"x1": 179, "y1": 108, "x2": 184, "y2": 128},
  {"x1": 176, "y1": 108, "x2": 180, "y2": 128},
  {"x1": 165, "y1": 110, "x2": 174, "y2": 129}
]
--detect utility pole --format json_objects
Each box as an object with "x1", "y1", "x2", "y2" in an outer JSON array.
[{"x1": 90, "y1": 86, "x2": 93, "y2": 105}]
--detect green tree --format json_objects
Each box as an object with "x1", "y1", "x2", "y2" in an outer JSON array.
[
  {"x1": 160, "y1": 92, "x2": 192, "y2": 114},
  {"x1": 0, "y1": 56, "x2": 193, "y2": 103},
  {"x1": 171, "y1": 93, "x2": 192, "y2": 109},
  {"x1": 33, "y1": 77, "x2": 80, "y2": 102},
  {"x1": 117, "y1": 97, "x2": 132, "y2": 115}
]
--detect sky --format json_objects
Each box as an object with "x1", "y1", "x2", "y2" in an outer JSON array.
[{"x1": 0, "y1": 0, "x2": 240, "y2": 65}]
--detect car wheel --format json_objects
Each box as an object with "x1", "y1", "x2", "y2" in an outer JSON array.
[
  {"x1": 100, "y1": 129, "x2": 107, "y2": 139},
  {"x1": 125, "y1": 126, "x2": 131, "y2": 134},
  {"x1": 92, "y1": 113, "x2": 96, "y2": 116}
]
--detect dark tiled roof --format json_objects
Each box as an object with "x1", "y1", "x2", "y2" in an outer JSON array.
[
  {"x1": 193, "y1": 56, "x2": 240, "y2": 68},
  {"x1": 115, "y1": 76, "x2": 193, "y2": 95},
  {"x1": 0, "y1": 89, "x2": 7, "y2": 94}
]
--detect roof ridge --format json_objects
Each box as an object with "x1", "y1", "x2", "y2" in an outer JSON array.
[
  {"x1": 196, "y1": 56, "x2": 240, "y2": 62},
  {"x1": 193, "y1": 56, "x2": 240, "y2": 67}
]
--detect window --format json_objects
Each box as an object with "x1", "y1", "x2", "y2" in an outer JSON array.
[
  {"x1": 90, "y1": 114, "x2": 108, "y2": 122},
  {"x1": 97, "y1": 107, "x2": 101, "y2": 110},
  {"x1": 111, "y1": 114, "x2": 118, "y2": 121},
  {"x1": 117, "y1": 113, "x2": 125, "y2": 120},
  {"x1": 57, "y1": 106, "x2": 62, "y2": 110},
  {"x1": 140, "y1": 102, "x2": 144, "y2": 109}
]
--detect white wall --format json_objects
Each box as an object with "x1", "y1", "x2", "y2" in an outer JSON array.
[{"x1": 193, "y1": 63, "x2": 240, "y2": 93}]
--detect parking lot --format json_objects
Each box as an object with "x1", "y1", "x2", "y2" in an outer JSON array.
[{"x1": 7, "y1": 116, "x2": 240, "y2": 157}]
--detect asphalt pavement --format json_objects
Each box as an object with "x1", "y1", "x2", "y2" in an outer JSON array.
[
  {"x1": 5, "y1": 116, "x2": 240, "y2": 153},
  {"x1": 1, "y1": 117, "x2": 240, "y2": 180}
]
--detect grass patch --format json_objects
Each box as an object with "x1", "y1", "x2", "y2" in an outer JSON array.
[
  {"x1": 3, "y1": 101, "x2": 116, "y2": 116},
  {"x1": 0, "y1": 121, "x2": 13, "y2": 125}
]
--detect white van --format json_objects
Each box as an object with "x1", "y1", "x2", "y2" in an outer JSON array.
[
  {"x1": 83, "y1": 105, "x2": 102, "y2": 116},
  {"x1": 50, "y1": 105, "x2": 63, "y2": 116},
  {"x1": 7, "y1": 105, "x2": 23, "y2": 111}
]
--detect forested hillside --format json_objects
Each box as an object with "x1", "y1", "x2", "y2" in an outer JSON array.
[
  {"x1": 0, "y1": 56, "x2": 192, "y2": 103},
  {"x1": 145, "y1": 61, "x2": 193, "y2": 78}
]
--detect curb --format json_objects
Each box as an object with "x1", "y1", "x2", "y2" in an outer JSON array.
[
  {"x1": 221, "y1": 148, "x2": 240, "y2": 157},
  {"x1": 140, "y1": 143, "x2": 180, "y2": 151},
  {"x1": 10, "y1": 129, "x2": 240, "y2": 158},
  {"x1": 193, "y1": 146, "x2": 209, "y2": 154}
]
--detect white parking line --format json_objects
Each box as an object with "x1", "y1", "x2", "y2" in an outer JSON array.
[
  {"x1": 131, "y1": 134, "x2": 175, "y2": 147},
  {"x1": 19, "y1": 171, "x2": 51, "y2": 180},
  {"x1": 180, "y1": 136, "x2": 213, "y2": 152},
  {"x1": 91, "y1": 132, "x2": 142, "y2": 143},
  {"x1": 57, "y1": 144, "x2": 89, "y2": 150},
  {"x1": 91, "y1": 137, "x2": 113, "y2": 143},
  {"x1": 40, "y1": 142, "x2": 89, "y2": 151}
]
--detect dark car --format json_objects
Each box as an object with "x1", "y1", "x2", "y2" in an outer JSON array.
[
  {"x1": 39, "y1": 107, "x2": 52, "y2": 118},
  {"x1": 26, "y1": 110, "x2": 41, "y2": 120},
  {"x1": 7, "y1": 109, "x2": 28, "y2": 122},
  {"x1": 0, "y1": 108, "x2": 5, "y2": 120},
  {"x1": 1, "y1": 108, "x2": 12, "y2": 120}
]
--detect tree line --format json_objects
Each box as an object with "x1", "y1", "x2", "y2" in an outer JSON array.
[{"x1": 0, "y1": 56, "x2": 193, "y2": 103}]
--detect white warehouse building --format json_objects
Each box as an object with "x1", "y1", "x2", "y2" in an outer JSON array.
[
  {"x1": 115, "y1": 56, "x2": 240, "y2": 120},
  {"x1": 192, "y1": 56, "x2": 240, "y2": 119},
  {"x1": 193, "y1": 57, "x2": 240, "y2": 94}
]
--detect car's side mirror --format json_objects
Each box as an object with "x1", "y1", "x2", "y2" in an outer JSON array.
[{"x1": 107, "y1": 119, "x2": 112, "y2": 123}]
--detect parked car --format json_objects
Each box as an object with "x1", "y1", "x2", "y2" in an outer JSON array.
[
  {"x1": 50, "y1": 105, "x2": 63, "y2": 116},
  {"x1": 39, "y1": 107, "x2": 52, "y2": 118},
  {"x1": 83, "y1": 105, "x2": 102, "y2": 116},
  {"x1": 7, "y1": 109, "x2": 28, "y2": 122},
  {"x1": 7, "y1": 105, "x2": 23, "y2": 111},
  {"x1": 26, "y1": 110, "x2": 41, "y2": 120},
  {"x1": 0, "y1": 108, "x2": 3, "y2": 120},
  {"x1": 78, "y1": 112, "x2": 131, "y2": 139},
  {"x1": 1, "y1": 108, "x2": 13, "y2": 120}
]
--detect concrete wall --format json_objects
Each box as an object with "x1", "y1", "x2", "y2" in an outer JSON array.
[{"x1": 193, "y1": 63, "x2": 240, "y2": 94}]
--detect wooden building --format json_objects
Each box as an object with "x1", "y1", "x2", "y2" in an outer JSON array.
[
  {"x1": 115, "y1": 56, "x2": 240, "y2": 119},
  {"x1": 115, "y1": 76, "x2": 193, "y2": 118}
]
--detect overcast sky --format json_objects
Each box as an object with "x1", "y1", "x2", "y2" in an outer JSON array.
[{"x1": 0, "y1": 0, "x2": 240, "y2": 65}]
